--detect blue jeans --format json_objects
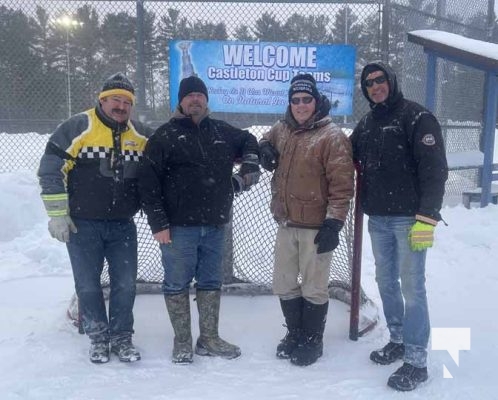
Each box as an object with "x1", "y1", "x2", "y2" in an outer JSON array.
[
  {"x1": 368, "y1": 216, "x2": 429, "y2": 368},
  {"x1": 160, "y1": 225, "x2": 225, "y2": 295},
  {"x1": 66, "y1": 218, "x2": 137, "y2": 343}
]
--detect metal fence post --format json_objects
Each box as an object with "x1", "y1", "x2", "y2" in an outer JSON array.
[
  {"x1": 136, "y1": 0, "x2": 147, "y2": 116},
  {"x1": 381, "y1": 0, "x2": 390, "y2": 63}
]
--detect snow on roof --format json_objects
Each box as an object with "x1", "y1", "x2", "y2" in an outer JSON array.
[{"x1": 408, "y1": 30, "x2": 498, "y2": 70}]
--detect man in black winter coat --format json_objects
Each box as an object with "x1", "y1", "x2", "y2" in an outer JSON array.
[
  {"x1": 351, "y1": 62, "x2": 448, "y2": 392},
  {"x1": 138, "y1": 76, "x2": 260, "y2": 364}
]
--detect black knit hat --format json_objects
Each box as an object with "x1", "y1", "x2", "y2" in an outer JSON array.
[
  {"x1": 99, "y1": 72, "x2": 135, "y2": 104},
  {"x1": 178, "y1": 76, "x2": 209, "y2": 103},
  {"x1": 288, "y1": 73, "x2": 320, "y2": 103}
]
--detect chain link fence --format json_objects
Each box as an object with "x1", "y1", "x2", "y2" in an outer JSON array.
[
  {"x1": 0, "y1": 0, "x2": 383, "y2": 130},
  {"x1": 1, "y1": 0, "x2": 496, "y2": 188},
  {"x1": 1, "y1": 0, "x2": 496, "y2": 331},
  {"x1": 395, "y1": 0, "x2": 497, "y2": 200}
]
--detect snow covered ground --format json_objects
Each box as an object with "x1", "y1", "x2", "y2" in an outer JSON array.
[{"x1": 1, "y1": 166, "x2": 498, "y2": 399}]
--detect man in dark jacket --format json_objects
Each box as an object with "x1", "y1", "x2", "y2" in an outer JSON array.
[
  {"x1": 351, "y1": 62, "x2": 448, "y2": 391},
  {"x1": 38, "y1": 73, "x2": 152, "y2": 364},
  {"x1": 139, "y1": 75, "x2": 260, "y2": 364}
]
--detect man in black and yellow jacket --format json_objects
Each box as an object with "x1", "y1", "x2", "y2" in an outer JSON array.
[{"x1": 38, "y1": 73, "x2": 152, "y2": 364}]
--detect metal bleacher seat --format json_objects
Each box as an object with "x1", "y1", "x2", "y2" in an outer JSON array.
[{"x1": 446, "y1": 151, "x2": 498, "y2": 208}]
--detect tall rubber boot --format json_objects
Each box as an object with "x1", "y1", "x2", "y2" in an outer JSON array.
[
  {"x1": 194, "y1": 289, "x2": 241, "y2": 359},
  {"x1": 276, "y1": 297, "x2": 303, "y2": 359},
  {"x1": 164, "y1": 291, "x2": 193, "y2": 364},
  {"x1": 290, "y1": 299, "x2": 328, "y2": 366}
]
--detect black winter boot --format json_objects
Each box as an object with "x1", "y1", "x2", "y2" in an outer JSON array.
[
  {"x1": 370, "y1": 342, "x2": 405, "y2": 365},
  {"x1": 276, "y1": 297, "x2": 303, "y2": 359},
  {"x1": 290, "y1": 299, "x2": 328, "y2": 366},
  {"x1": 89, "y1": 341, "x2": 109, "y2": 364},
  {"x1": 387, "y1": 362, "x2": 428, "y2": 391},
  {"x1": 88, "y1": 332, "x2": 110, "y2": 364},
  {"x1": 110, "y1": 337, "x2": 141, "y2": 362}
]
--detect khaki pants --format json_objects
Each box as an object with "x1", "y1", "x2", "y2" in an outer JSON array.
[{"x1": 272, "y1": 225, "x2": 332, "y2": 305}]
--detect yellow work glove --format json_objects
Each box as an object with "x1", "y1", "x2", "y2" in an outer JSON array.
[{"x1": 409, "y1": 221, "x2": 435, "y2": 251}]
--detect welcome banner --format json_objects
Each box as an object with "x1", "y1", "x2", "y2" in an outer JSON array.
[{"x1": 169, "y1": 40, "x2": 356, "y2": 115}]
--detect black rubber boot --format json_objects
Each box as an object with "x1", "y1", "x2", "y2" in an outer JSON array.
[
  {"x1": 276, "y1": 297, "x2": 303, "y2": 359},
  {"x1": 290, "y1": 299, "x2": 328, "y2": 366}
]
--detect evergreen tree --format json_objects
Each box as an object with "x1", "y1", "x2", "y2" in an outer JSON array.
[
  {"x1": 155, "y1": 8, "x2": 190, "y2": 117},
  {"x1": 283, "y1": 13, "x2": 332, "y2": 43},
  {"x1": 0, "y1": 6, "x2": 44, "y2": 119},
  {"x1": 253, "y1": 12, "x2": 285, "y2": 41},
  {"x1": 71, "y1": 5, "x2": 103, "y2": 111},
  {"x1": 234, "y1": 25, "x2": 255, "y2": 41},
  {"x1": 142, "y1": 10, "x2": 160, "y2": 115},
  {"x1": 189, "y1": 20, "x2": 227, "y2": 40},
  {"x1": 101, "y1": 12, "x2": 136, "y2": 78},
  {"x1": 330, "y1": 6, "x2": 362, "y2": 45},
  {"x1": 31, "y1": 6, "x2": 65, "y2": 119}
]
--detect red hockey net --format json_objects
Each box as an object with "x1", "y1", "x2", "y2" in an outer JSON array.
[{"x1": 68, "y1": 158, "x2": 378, "y2": 340}]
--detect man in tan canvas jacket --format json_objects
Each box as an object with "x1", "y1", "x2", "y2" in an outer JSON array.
[{"x1": 259, "y1": 73, "x2": 354, "y2": 367}]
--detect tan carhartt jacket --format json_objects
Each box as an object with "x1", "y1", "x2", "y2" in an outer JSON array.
[{"x1": 262, "y1": 110, "x2": 354, "y2": 228}]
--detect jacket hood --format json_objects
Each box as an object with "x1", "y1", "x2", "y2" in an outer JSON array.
[{"x1": 360, "y1": 62, "x2": 404, "y2": 112}]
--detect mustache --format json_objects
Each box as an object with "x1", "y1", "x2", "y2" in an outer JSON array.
[{"x1": 112, "y1": 108, "x2": 127, "y2": 114}]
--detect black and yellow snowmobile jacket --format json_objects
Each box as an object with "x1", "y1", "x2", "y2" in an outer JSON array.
[{"x1": 38, "y1": 105, "x2": 152, "y2": 220}]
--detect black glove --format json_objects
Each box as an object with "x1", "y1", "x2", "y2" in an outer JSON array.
[
  {"x1": 232, "y1": 174, "x2": 245, "y2": 193},
  {"x1": 259, "y1": 141, "x2": 279, "y2": 172},
  {"x1": 314, "y1": 218, "x2": 344, "y2": 254},
  {"x1": 237, "y1": 153, "x2": 261, "y2": 190},
  {"x1": 232, "y1": 153, "x2": 260, "y2": 193}
]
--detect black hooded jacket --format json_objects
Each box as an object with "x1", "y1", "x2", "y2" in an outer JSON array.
[{"x1": 351, "y1": 62, "x2": 448, "y2": 221}]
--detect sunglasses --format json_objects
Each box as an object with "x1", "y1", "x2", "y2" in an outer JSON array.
[
  {"x1": 290, "y1": 96, "x2": 314, "y2": 105},
  {"x1": 364, "y1": 75, "x2": 387, "y2": 87}
]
